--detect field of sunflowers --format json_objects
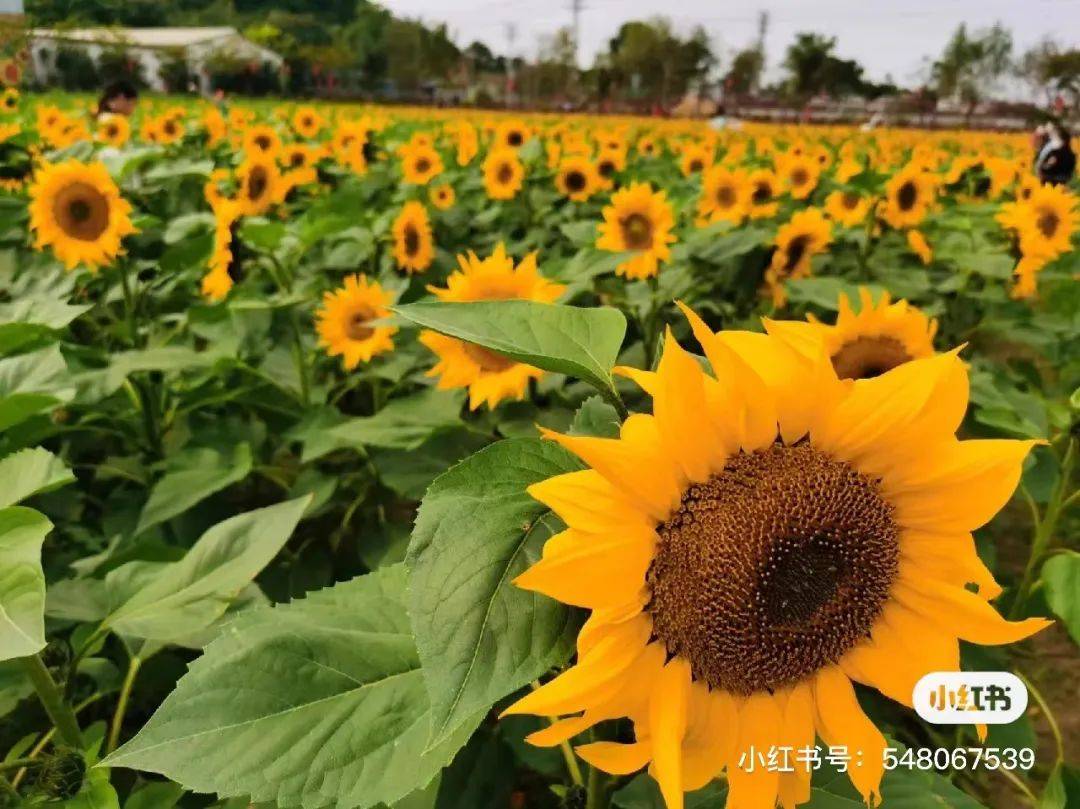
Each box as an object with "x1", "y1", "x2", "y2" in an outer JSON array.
[{"x1": 0, "y1": 85, "x2": 1077, "y2": 809}]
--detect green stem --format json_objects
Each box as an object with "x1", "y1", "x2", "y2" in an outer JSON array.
[
  {"x1": 1010, "y1": 438, "x2": 1076, "y2": 618},
  {"x1": 118, "y1": 259, "x2": 138, "y2": 348},
  {"x1": 107, "y1": 655, "x2": 142, "y2": 754},
  {"x1": 19, "y1": 656, "x2": 83, "y2": 749},
  {"x1": 1018, "y1": 672, "x2": 1064, "y2": 766},
  {"x1": 0, "y1": 759, "x2": 38, "y2": 773},
  {"x1": 289, "y1": 312, "x2": 311, "y2": 405},
  {"x1": 600, "y1": 383, "x2": 630, "y2": 422},
  {"x1": 585, "y1": 762, "x2": 606, "y2": 809}
]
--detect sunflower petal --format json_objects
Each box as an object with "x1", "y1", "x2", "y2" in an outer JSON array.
[
  {"x1": 726, "y1": 694, "x2": 783, "y2": 809},
  {"x1": 576, "y1": 740, "x2": 653, "y2": 775},
  {"x1": 813, "y1": 666, "x2": 885, "y2": 806},
  {"x1": 648, "y1": 658, "x2": 692, "y2": 809},
  {"x1": 891, "y1": 578, "x2": 1051, "y2": 645}
]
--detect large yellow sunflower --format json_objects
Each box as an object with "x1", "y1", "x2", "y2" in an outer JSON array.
[
  {"x1": 597, "y1": 182, "x2": 677, "y2": 280},
  {"x1": 235, "y1": 155, "x2": 282, "y2": 216},
  {"x1": 555, "y1": 156, "x2": 601, "y2": 202},
  {"x1": 882, "y1": 165, "x2": 936, "y2": 229},
  {"x1": 823, "y1": 190, "x2": 871, "y2": 228},
  {"x1": 793, "y1": 287, "x2": 937, "y2": 381},
  {"x1": 28, "y1": 160, "x2": 136, "y2": 271},
  {"x1": 483, "y1": 148, "x2": 525, "y2": 200},
  {"x1": 766, "y1": 208, "x2": 832, "y2": 306},
  {"x1": 315, "y1": 274, "x2": 396, "y2": 369},
  {"x1": 391, "y1": 200, "x2": 434, "y2": 274},
  {"x1": 504, "y1": 309, "x2": 1048, "y2": 809},
  {"x1": 697, "y1": 166, "x2": 751, "y2": 225},
  {"x1": 400, "y1": 142, "x2": 444, "y2": 185},
  {"x1": 419, "y1": 243, "x2": 565, "y2": 409}
]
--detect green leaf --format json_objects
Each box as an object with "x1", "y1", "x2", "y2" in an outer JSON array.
[
  {"x1": 434, "y1": 727, "x2": 514, "y2": 809},
  {"x1": 392, "y1": 300, "x2": 626, "y2": 401},
  {"x1": 611, "y1": 775, "x2": 727, "y2": 809},
  {"x1": 123, "y1": 781, "x2": 185, "y2": 809},
  {"x1": 570, "y1": 395, "x2": 621, "y2": 437},
  {"x1": 103, "y1": 565, "x2": 479, "y2": 809},
  {"x1": 0, "y1": 447, "x2": 75, "y2": 508},
  {"x1": 560, "y1": 220, "x2": 599, "y2": 247},
  {"x1": 0, "y1": 660, "x2": 33, "y2": 720},
  {"x1": 0, "y1": 345, "x2": 73, "y2": 432},
  {"x1": 60, "y1": 763, "x2": 120, "y2": 809},
  {"x1": 786, "y1": 278, "x2": 887, "y2": 311},
  {"x1": 407, "y1": 438, "x2": 582, "y2": 749},
  {"x1": 103, "y1": 497, "x2": 310, "y2": 643},
  {"x1": 1042, "y1": 552, "x2": 1080, "y2": 645},
  {"x1": 0, "y1": 507, "x2": 51, "y2": 661},
  {"x1": 135, "y1": 443, "x2": 253, "y2": 535},
  {"x1": 0, "y1": 295, "x2": 89, "y2": 355},
  {"x1": 685, "y1": 223, "x2": 767, "y2": 265},
  {"x1": 1040, "y1": 762, "x2": 1080, "y2": 809}
]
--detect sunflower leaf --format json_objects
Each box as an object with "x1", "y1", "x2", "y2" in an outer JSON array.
[
  {"x1": 1041, "y1": 551, "x2": 1080, "y2": 645},
  {"x1": 0, "y1": 447, "x2": 75, "y2": 508},
  {"x1": 0, "y1": 507, "x2": 52, "y2": 661},
  {"x1": 406, "y1": 437, "x2": 583, "y2": 749},
  {"x1": 103, "y1": 565, "x2": 479, "y2": 809},
  {"x1": 391, "y1": 300, "x2": 627, "y2": 403}
]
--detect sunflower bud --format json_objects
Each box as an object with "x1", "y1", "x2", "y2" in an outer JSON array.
[{"x1": 34, "y1": 749, "x2": 86, "y2": 800}]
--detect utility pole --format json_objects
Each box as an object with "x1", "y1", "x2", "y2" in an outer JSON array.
[
  {"x1": 505, "y1": 22, "x2": 517, "y2": 108},
  {"x1": 569, "y1": 0, "x2": 584, "y2": 65}
]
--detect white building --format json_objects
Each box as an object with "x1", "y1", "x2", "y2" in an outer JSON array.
[{"x1": 28, "y1": 27, "x2": 283, "y2": 93}]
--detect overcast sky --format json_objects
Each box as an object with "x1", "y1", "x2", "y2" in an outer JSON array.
[{"x1": 382, "y1": 0, "x2": 1080, "y2": 88}]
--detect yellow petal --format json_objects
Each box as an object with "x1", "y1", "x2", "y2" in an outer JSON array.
[
  {"x1": 726, "y1": 693, "x2": 783, "y2": 809},
  {"x1": 528, "y1": 470, "x2": 654, "y2": 532},
  {"x1": 576, "y1": 740, "x2": 653, "y2": 775},
  {"x1": 813, "y1": 666, "x2": 885, "y2": 806},
  {"x1": 682, "y1": 683, "x2": 736, "y2": 790},
  {"x1": 899, "y1": 531, "x2": 1001, "y2": 599},
  {"x1": 648, "y1": 658, "x2": 692, "y2": 809}
]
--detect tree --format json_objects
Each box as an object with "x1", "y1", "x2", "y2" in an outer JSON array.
[
  {"x1": 605, "y1": 17, "x2": 714, "y2": 107},
  {"x1": 725, "y1": 47, "x2": 764, "y2": 95},
  {"x1": 1020, "y1": 39, "x2": 1080, "y2": 112},
  {"x1": 780, "y1": 32, "x2": 886, "y2": 100},
  {"x1": 931, "y1": 23, "x2": 1013, "y2": 117}
]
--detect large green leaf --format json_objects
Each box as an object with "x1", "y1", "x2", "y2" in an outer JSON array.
[
  {"x1": 103, "y1": 565, "x2": 479, "y2": 809},
  {"x1": 0, "y1": 507, "x2": 52, "y2": 661},
  {"x1": 135, "y1": 443, "x2": 253, "y2": 535},
  {"x1": 611, "y1": 775, "x2": 727, "y2": 808},
  {"x1": 0, "y1": 295, "x2": 89, "y2": 355},
  {"x1": 1041, "y1": 551, "x2": 1080, "y2": 645},
  {"x1": 102, "y1": 496, "x2": 309, "y2": 643},
  {"x1": 406, "y1": 438, "x2": 582, "y2": 748},
  {"x1": 392, "y1": 300, "x2": 627, "y2": 401},
  {"x1": 0, "y1": 345, "x2": 73, "y2": 432},
  {"x1": 0, "y1": 447, "x2": 75, "y2": 508}
]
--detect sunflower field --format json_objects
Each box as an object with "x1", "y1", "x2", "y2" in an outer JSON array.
[{"x1": 0, "y1": 86, "x2": 1077, "y2": 809}]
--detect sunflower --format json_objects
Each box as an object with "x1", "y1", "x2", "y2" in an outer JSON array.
[
  {"x1": 766, "y1": 208, "x2": 832, "y2": 306},
  {"x1": 636, "y1": 135, "x2": 660, "y2": 158},
  {"x1": 483, "y1": 148, "x2": 525, "y2": 200},
  {"x1": 697, "y1": 166, "x2": 751, "y2": 225},
  {"x1": 823, "y1": 190, "x2": 871, "y2": 228},
  {"x1": 243, "y1": 124, "x2": 282, "y2": 159},
  {"x1": 315, "y1": 275, "x2": 396, "y2": 369},
  {"x1": 555, "y1": 156, "x2": 601, "y2": 202},
  {"x1": 235, "y1": 155, "x2": 282, "y2": 216},
  {"x1": 746, "y1": 169, "x2": 780, "y2": 219},
  {"x1": 96, "y1": 114, "x2": 130, "y2": 147},
  {"x1": 280, "y1": 144, "x2": 316, "y2": 171},
  {"x1": 798, "y1": 287, "x2": 937, "y2": 380},
  {"x1": 28, "y1": 160, "x2": 136, "y2": 271},
  {"x1": 778, "y1": 153, "x2": 820, "y2": 200},
  {"x1": 429, "y1": 182, "x2": 456, "y2": 210},
  {"x1": 496, "y1": 119, "x2": 530, "y2": 150},
  {"x1": 450, "y1": 121, "x2": 479, "y2": 166},
  {"x1": 882, "y1": 164, "x2": 936, "y2": 229},
  {"x1": 597, "y1": 182, "x2": 677, "y2": 280},
  {"x1": 907, "y1": 229, "x2": 933, "y2": 265},
  {"x1": 201, "y1": 196, "x2": 241, "y2": 302},
  {"x1": 202, "y1": 107, "x2": 227, "y2": 146},
  {"x1": 419, "y1": 243, "x2": 564, "y2": 409},
  {"x1": 400, "y1": 142, "x2": 444, "y2": 185},
  {"x1": 504, "y1": 308, "x2": 1048, "y2": 809},
  {"x1": 679, "y1": 142, "x2": 713, "y2": 177},
  {"x1": 595, "y1": 148, "x2": 627, "y2": 186},
  {"x1": 835, "y1": 155, "x2": 863, "y2": 182},
  {"x1": 154, "y1": 115, "x2": 185, "y2": 145},
  {"x1": 1011, "y1": 254, "x2": 1050, "y2": 300},
  {"x1": 291, "y1": 106, "x2": 325, "y2": 139},
  {"x1": 0, "y1": 122, "x2": 20, "y2": 143},
  {"x1": 1, "y1": 86, "x2": 18, "y2": 112},
  {"x1": 331, "y1": 120, "x2": 370, "y2": 173},
  {"x1": 1017, "y1": 183, "x2": 1077, "y2": 258},
  {"x1": 391, "y1": 201, "x2": 434, "y2": 274}
]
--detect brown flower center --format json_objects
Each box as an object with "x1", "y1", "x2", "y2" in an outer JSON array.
[
  {"x1": 842, "y1": 192, "x2": 861, "y2": 210},
  {"x1": 620, "y1": 213, "x2": 654, "y2": 250},
  {"x1": 404, "y1": 224, "x2": 420, "y2": 256},
  {"x1": 791, "y1": 167, "x2": 809, "y2": 186},
  {"x1": 507, "y1": 131, "x2": 524, "y2": 147},
  {"x1": 53, "y1": 182, "x2": 110, "y2": 241},
  {"x1": 1036, "y1": 209, "x2": 1059, "y2": 239},
  {"x1": 752, "y1": 181, "x2": 772, "y2": 204},
  {"x1": 564, "y1": 170, "x2": 587, "y2": 193},
  {"x1": 647, "y1": 443, "x2": 898, "y2": 695},
  {"x1": 463, "y1": 342, "x2": 515, "y2": 372},
  {"x1": 688, "y1": 159, "x2": 704, "y2": 173},
  {"x1": 715, "y1": 185, "x2": 736, "y2": 208},
  {"x1": 345, "y1": 307, "x2": 376, "y2": 341},
  {"x1": 497, "y1": 162, "x2": 514, "y2": 185},
  {"x1": 247, "y1": 167, "x2": 268, "y2": 201},
  {"x1": 255, "y1": 134, "x2": 271, "y2": 150},
  {"x1": 830, "y1": 336, "x2": 912, "y2": 380},
  {"x1": 896, "y1": 180, "x2": 917, "y2": 211},
  {"x1": 784, "y1": 235, "x2": 810, "y2": 272},
  {"x1": 415, "y1": 157, "x2": 431, "y2": 175}
]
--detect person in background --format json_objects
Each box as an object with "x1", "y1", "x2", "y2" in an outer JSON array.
[
  {"x1": 1034, "y1": 122, "x2": 1076, "y2": 186},
  {"x1": 94, "y1": 80, "x2": 138, "y2": 119}
]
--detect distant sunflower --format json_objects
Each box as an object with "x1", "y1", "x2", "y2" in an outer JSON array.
[
  {"x1": 595, "y1": 148, "x2": 626, "y2": 186},
  {"x1": 555, "y1": 156, "x2": 600, "y2": 202},
  {"x1": 28, "y1": 160, "x2": 136, "y2": 271},
  {"x1": 483, "y1": 148, "x2": 525, "y2": 200},
  {"x1": 243, "y1": 124, "x2": 282, "y2": 159},
  {"x1": 766, "y1": 208, "x2": 832, "y2": 305},
  {"x1": 450, "y1": 121, "x2": 479, "y2": 166},
  {"x1": 420, "y1": 243, "x2": 565, "y2": 409},
  {"x1": 235, "y1": 155, "x2": 282, "y2": 216},
  {"x1": 882, "y1": 164, "x2": 936, "y2": 229},
  {"x1": 496, "y1": 119, "x2": 530, "y2": 150},
  {"x1": 391, "y1": 200, "x2": 434, "y2": 273},
  {"x1": 504, "y1": 307, "x2": 1047, "y2": 809},
  {"x1": 636, "y1": 135, "x2": 660, "y2": 158},
  {"x1": 291, "y1": 106, "x2": 325, "y2": 139},
  {"x1": 429, "y1": 182, "x2": 456, "y2": 210},
  {"x1": 799, "y1": 287, "x2": 938, "y2": 381},
  {"x1": 907, "y1": 229, "x2": 933, "y2": 265},
  {"x1": 1017, "y1": 183, "x2": 1077, "y2": 258},
  {"x1": 315, "y1": 274, "x2": 396, "y2": 369},
  {"x1": 331, "y1": 120, "x2": 370, "y2": 174},
  {"x1": 96, "y1": 114, "x2": 130, "y2": 148},
  {"x1": 1011, "y1": 254, "x2": 1050, "y2": 300},
  {"x1": 154, "y1": 115, "x2": 184, "y2": 145},
  {"x1": 400, "y1": 142, "x2": 444, "y2": 185},
  {"x1": 280, "y1": 144, "x2": 316, "y2": 171},
  {"x1": 697, "y1": 166, "x2": 751, "y2": 225},
  {"x1": 823, "y1": 190, "x2": 871, "y2": 227},
  {"x1": 835, "y1": 155, "x2": 863, "y2": 182},
  {"x1": 747, "y1": 168, "x2": 780, "y2": 219},
  {"x1": 202, "y1": 196, "x2": 241, "y2": 302},
  {"x1": 679, "y1": 142, "x2": 713, "y2": 177},
  {"x1": 597, "y1": 182, "x2": 677, "y2": 280},
  {"x1": 202, "y1": 107, "x2": 227, "y2": 146},
  {"x1": 778, "y1": 153, "x2": 821, "y2": 200},
  {"x1": 2, "y1": 86, "x2": 20, "y2": 112}
]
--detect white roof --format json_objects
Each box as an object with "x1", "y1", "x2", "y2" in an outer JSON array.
[{"x1": 31, "y1": 27, "x2": 240, "y2": 48}]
